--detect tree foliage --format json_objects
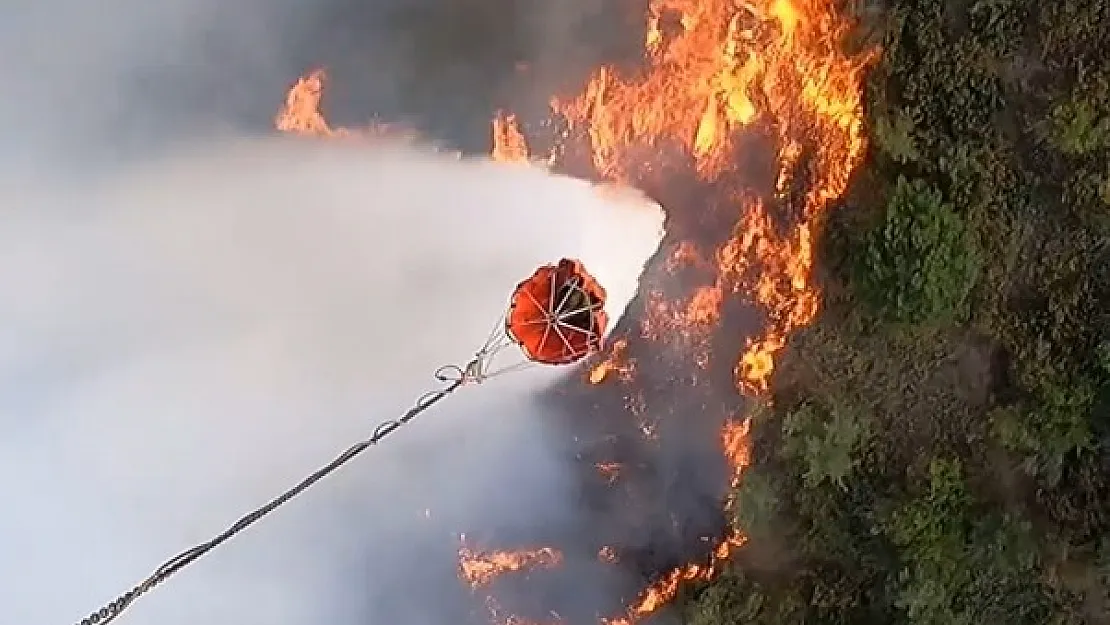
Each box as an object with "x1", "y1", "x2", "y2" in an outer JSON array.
[
  {"x1": 683, "y1": 0, "x2": 1110, "y2": 621},
  {"x1": 856, "y1": 176, "x2": 980, "y2": 324},
  {"x1": 884, "y1": 459, "x2": 1051, "y2": 625},
  {"x1": 781, "y1": 400, "x2": 870, "y2": 491}
]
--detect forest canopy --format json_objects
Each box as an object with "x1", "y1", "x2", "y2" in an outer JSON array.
[{"x1": 684, "y1": 0, "x2": 1110, "y2": 622}]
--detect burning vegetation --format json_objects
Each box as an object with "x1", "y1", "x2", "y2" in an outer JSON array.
[{"x1": 275, "y1": 0, "x2": 1110, "y2": 621}]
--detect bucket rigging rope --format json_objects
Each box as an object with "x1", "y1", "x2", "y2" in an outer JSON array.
[{"x1": 74, "y1": 358, "x2": 484, "y2": 625}]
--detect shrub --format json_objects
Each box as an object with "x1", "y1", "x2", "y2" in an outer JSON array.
[
  {"x1": 1034, "y1": 96, "x2": 1110, "y2": 156},
  {"x1": 732, "y1": 466, "x2": 783, "y2": 539},
  {"x1": 991, "y1": 381, "x2": 1095, "y2": 486},
  {"x1": 781, "y1": 401, "x2": 870, "y2": 491},
  {"x1": 856, "y1": 176, "x2": 981, "y2": 324},
  {"x1": 684, "y1": 570, "x2": 808, "y2": 625},
  {"x1": 872, "y1": 109, "x2": 922, "y2": 164},
  {"x1": 884, "y1": 459, "x2": 1053, "y2": 624}
]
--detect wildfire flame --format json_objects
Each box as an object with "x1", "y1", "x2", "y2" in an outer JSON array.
[
  {"x1": 603, "y1": 532, "x2": 748, "y2": 625},
  {"x1": 275, "y1": 68, "x2": 419, "y2": 142},
  {"x1": 276, "y1": 0, "x2": 873, "y2": 619},
  {"x1": 589, "y1": 338, "x2": 635, "y2": 384},
  {"x1": 491, "y1": 112, "x2": 532, "y2": 163},
  {"x1": 721, "y1": 418, "x2": 754, "y2": 516},
  {"x1": 600, "y1": 415, "x2": 752, "y2": 625},
  {"x1": 275, "y1": 69, "x2": 339, "y2": 137},
  {"x1": 552, "y1": 0, "x2": 873, "y2": 395},
  {"x1": 459, "y1": 541, "x2": 564, "y2": 589}
]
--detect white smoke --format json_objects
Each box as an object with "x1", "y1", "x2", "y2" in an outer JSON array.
[{"x1": 0, "y1": 137, "x2": 664, "y2": 624}]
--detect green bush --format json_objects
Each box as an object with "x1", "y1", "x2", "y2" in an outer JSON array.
[
  {"x1": 856, "y1": 176, "x2": 981, "y2": 324},
  {"x1": 781, "y1": 401, "x2": 870, "y2": 491},
  {"x1": 991, "y1": 381, "x2": 1095, "y2": 486},
  {"x1": 685, "y1": 574, "x2": 768, "y2": 625},
  {"x1": 1096, "y1": 540, "x2": 1110, "y2": 610},
  {"x1": 886, "y1": 459, "x2": 971, "y2": 567},
  {"x1": 884, "y1": 459, "x2": 1053, "y2": 624},
  {"x1": 1034, "y1": 96, "x2": 1110, "y2": 156},
  {"x1": 684, "y1": 570, "x2": 810, "y2": 625},
  {"x1": 731, "y1": 466, "x2": 783, "y2": 539},
  {"x1": 967, "y1": 0, "x2": 1028, "y2": 56},
  {"x1": 885, "y1": 458, "x2": 975, "y2": 625},
  {"x1": 872, "y1": 109, "x2": 922, "y2": 164}
]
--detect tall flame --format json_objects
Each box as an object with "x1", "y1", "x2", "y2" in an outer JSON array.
[
  {"x1": 554, "y1": 0, "x2": 873, "y2": 396},
  {"x1": 275, "y1": 69, "x2": 342, "y2": 137},
  {"x1": 491, "y1": 112, "x2": 531, "y2": 163},
  {"x1": 275, "y1": 68, "x2": 418, "y2": 142}
]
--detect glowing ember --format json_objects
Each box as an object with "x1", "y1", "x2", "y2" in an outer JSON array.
[
  {"x1": 485, "y1": 598, "x2": 563, "y2": 625},
  {"x1": 594, "y1": 461, "x2": 623, "y2": 485},
  {"x1": 598, "y1": 546, "x2": 619, "y2": 563},
  {"x1": 664, "y1": 241, "x2": 709, "y2": 273},
  {"x1": 589, "y1": 338, "x2": 635, "y2": 384},
  {"x1": 458, "y1": 542, "x2": 564, "y2": 589}
]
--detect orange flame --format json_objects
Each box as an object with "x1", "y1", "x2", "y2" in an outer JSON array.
[
  {"x1": 600, "y1": 420, "x2": 752, "y2": 625},
  {"x1": 589, "y1": 338, "x2": 635, "y2": 384},
  {"x1": 491, "y1": 112, "x2": 531, "y2": 163},
  {"x1": 275, "y1": 68, "x2": 340, "y2": 137},
  {"x1": 603, "y1": 532, "x2": 748, "y2": 625},
  {"x1": 276, "y1": 68, "x2": 420, "y2": 142},
  {"x1": 458, "y1": 542, "x2": 564, "y2": 589},
  {"x1": 594, "y1": 461, "x2": 623, "y2": 485},
  {"x1": 554, "y1": 0, "x2": 874, "y2": 396}
]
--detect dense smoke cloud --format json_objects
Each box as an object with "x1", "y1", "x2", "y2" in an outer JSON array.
[
  {"x1": 0, "y1": 137, "x2": 663, "y2": 625},
  {"x1": 0, "y1": 0, "x2": 640, "y2": 159},
  {"x1": 0, "y1": 0, "x2": 666, "y2": 621}
]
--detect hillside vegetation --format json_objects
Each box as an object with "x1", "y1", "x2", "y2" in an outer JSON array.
[{"x1": 685, "y1": 0, "x2": 1110, "y2": 622}]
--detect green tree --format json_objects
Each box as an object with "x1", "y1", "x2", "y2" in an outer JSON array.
[
  {"x1": 1035, "y1": 95, "x2": 1110, "y2": 156},
  {"x1": 884, "y1": 459, "x2": 1053, "y2": 625},
  {"x1": 856, "y1": 177, "x2": 981, "y2": 324},
  {"x1": 781, "y1": 401, "x2": 870, "y2": 491},
  {"x1": 991, "y1": 381, "x2": 1095, "y2": 486}
]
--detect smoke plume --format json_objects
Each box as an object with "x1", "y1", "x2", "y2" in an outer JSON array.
[
  {"x1": 0, "y1": 136, "x2": 663, "y2": 625},
  {"x1": 0, "y1": 0, "x2": 677, "y2": 622}
]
